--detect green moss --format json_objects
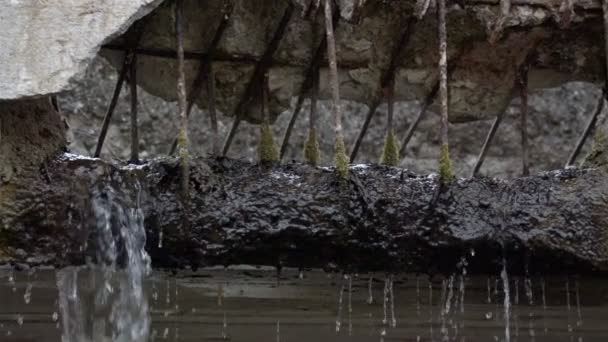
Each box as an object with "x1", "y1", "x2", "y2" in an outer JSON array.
[
  {"x1": 334, "y1": 134, "x2": 349, "y2": 180},
  {"x1": 177, "y1": 129, "x2": 190, "y2": 199},
  {"x1": 380, "y1": 129, "x2": 400, "y2": 166},
  {"x1": 304, "y1": 128, "x2": 321, "y2": 166},
  {"x1": 258, "y1": 123, "x2": 279, "y2": 163},
  {"x1": 583, "y1": 130, "x2": 608, "y2": 169},
  {"x1": 439, "y1": 143, "x2": 455, "y2": 182}
]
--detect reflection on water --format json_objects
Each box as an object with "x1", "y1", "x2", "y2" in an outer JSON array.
[{"x1": 1, "y1": 267, "x2": 608, "y2": 342}]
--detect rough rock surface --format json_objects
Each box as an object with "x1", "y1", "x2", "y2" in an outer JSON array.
[
  {"x1": 59, "y1": 57, "x2": 605, "y2": 179},
  {"x1": 0, "y1": 99, "x2": 66, "y2": 182},
  {"x1": 1, "y1": 155, "x2": 607, "y2": 275},
  {"x1": 102, "y1": 0, "x2": 605, "y2": 123},
  {"x1": 0, "y1": 0, "x2": 163, "y2": 100}
]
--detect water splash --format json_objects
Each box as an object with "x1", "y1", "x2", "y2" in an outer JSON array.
[
  {"x1": 367, "y1": 277, "x2": 374, "y2": 305},
  {"x1": 335, "y1": 274, "x2": 346, "y2": 333},
  {"x1": 388, "y1": 275, "x2": 396, "y2": 328},
  {"x1": 501, "y1": 258, "x2": 511, "y2": 342},
  {"x1": 57, "y1": 178, "x2": 151, "y2": 342},
  {"x1": 575, "y1": 280, "x2": 583, "y2": 328},
  {"x1": 348, "y1": 275, "x2": 353, "y2": 335},
  {"x1": 23, "y1": 283, "x2": 32, "y2": 304}
]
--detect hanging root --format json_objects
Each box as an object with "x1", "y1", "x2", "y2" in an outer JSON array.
[
  {"x1": 488, "y1": 0, "x2": 511, "y2": 44},
  {"x1": 558, "y1": 0, "x2": 575, "y2": 29},
  {"x1": 415, "y1": 0, "x2": 435, "y2": 19},
  {"x1": 258, "y1": 124, "x2": 279, "y2": 163},
  {"x1": 381, "y1": 129, "x2": 399, "y2": 167},
  {"x1": 439, "y1": 143, "x2": 455, "y2": 181},
  {"x1": 335, "y1": 134, "x2": 349, "y2": 180},
  {"x1": 304, "y1": 128, "x2": 321, "y2": 166}
]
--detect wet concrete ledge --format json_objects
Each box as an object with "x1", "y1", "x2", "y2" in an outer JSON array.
[{"x1": 1, "y1": 154, "x2": 607, "y2": 276}]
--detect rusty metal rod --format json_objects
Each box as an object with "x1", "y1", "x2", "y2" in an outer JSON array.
[
  {"x1": 175, "y1": 0, "x2": 190, "y2": 198},
  {"x1": 399, "y1": 44, "x2": 472, "y2": 159},
  {"x1": 519, "y1": 63, "x2": 530, "y2": 176},
  {"x1": 222, "y1": 3, "x2": 295, "y2": 157},
  {"x1": 349, "y1": 16, "x2": 417, "y2": 163},
  {"x1": 168, "y1": 5, "x2": 232, "y2": 155},
  {"x1": 279, "y1": 10, "x2": 339, "y2": 160},
  {"x1": 129, "y1": 54, "x2": 139, "y2": 163},
  {"x1": 93, "y1": 53, "x2": 130, "y2": 158},
  {"x1": 565, "y1": 92, "x2": 605, "y2": 166}
]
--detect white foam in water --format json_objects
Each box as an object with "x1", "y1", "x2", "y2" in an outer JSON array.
[{"x1": 56, "y1": 178, "x2": 151, "y2": 342}]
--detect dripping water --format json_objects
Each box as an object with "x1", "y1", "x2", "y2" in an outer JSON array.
[
  {"x1": 57, "y1": 178, "x2": 151, "y2": 342},
  {"x1": 367, "y1": 277, "x2": 374, "y2": 305},
  {"x1": 348, "y1": 274, "x2": 353, "y2": 335},
  {"x1": 389, "y1": 275, "x2": 396, "y2": 328},
  {"x1": 335, "y1": 274, "x2": 346, "y2": 333},
  {"x1": 501, "y1": 257, "x2": 511, "y2": 342}
]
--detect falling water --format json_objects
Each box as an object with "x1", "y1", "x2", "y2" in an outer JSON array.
[
  {"x1": 575, "y1": 280, "x2": 583, "y2": 328},
  {"x1": 348, "y1": 274, "x2": 353, "y2": 335},
  {"x1": 388, "y1": 276, "x2": 396, "y2": 328},
  {"x1": 56, "y1": 178, "x2": 151, "y2": 342},
  {"x1": 276, "y1": 320, "x2": 280, "y2": 342},
  {"x1": 501, "y1": 258, "x2": 511, "y2": 342},
  {"x1": 382, "y1": 277, "x2": 389, "y2": 326},
  {"x1": 367, "y1": 277, "x2": 374, "y2": 305},
  {"x1": 416, "y1": 277, "x2": 421, "y2": 316},
  {"x1": 335, "y1": 275, "x2": 346, "y2": 333},
  {"x1": 23, "y1": 283, "x2": 32, "y2": 304}
]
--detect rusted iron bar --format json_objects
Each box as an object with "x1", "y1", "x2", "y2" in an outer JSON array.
[
  {"x1": 325, "y1": 0, "x2": 341, "y2": 138},
  {"x1": 278, "y1": 10, "x2": 339, "y2": 160},
  {"x1": 471, "y1": 49, "x2": 540, "y2": 177},
  {"x1": 437, "y1": 0, "x2": 453, "y2": 181},
  {"x1": 102, "y1": 44, "x2": 255, "y2": 64},
  {"x1": 93, "y1": 58, "x2": 128, "y2": 158},
  {"x1": 94, "y1": 55, "x2": 134, "y2": 158},
  {"x1": 101, "y1": 43, "x2": 369, "y2": 70},
  {"x1": 175, "y1": 0, "x2": 190, "y2": 198},
  {"x1": 518, "y1": 63, "x2": 530, "y2": 176},
  {"x1": 349, "y1": 16, "x2": 417, "y2": 163},
  {"x1": 168, "y1": 4, "x2": 232, "y2": 155},
  {"x1": 94, "y1": 23, "x2": 145, "y2": 158},
  {"x1": 398, "y1": 45, "x2": 471, "y2": 159},
  {"x1": 565, "y1": 92, "x2": 606, "y2": 166},
  {"x1": 207, "y1": 64, "x2": 220, "y2": 155},
  {"x1": 222, "y1": 3, "x2": 295, "y2": 157},
  {"x1": 488, "y1": 0, "x2": 511, "y2": 44},
  {"x1": 129, "y1": 54, "x2": 139, "y2": 163},
  {"x1": 564, "y1": 0, "x2": 608, "y2": 166}
]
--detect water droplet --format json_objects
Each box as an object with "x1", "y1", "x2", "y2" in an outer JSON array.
[
  {"x1": 299, "y1": 271, "x2": 304, "y2": 280},
  {"x1": 485, "y1": 311, "x2": 493, "y2": 320},
  {"x1": 16, "y1": 315, "x2": 23, "y2": 325},
  {"x1": 367, "y1": 277, "x2": 374, "y2": 305},
  {"x1": 23, "y1": 283, "x2": 32, "y2": 304},
  {"x1": 52, "y1": 312, "x2": 58, "y2": 322}
]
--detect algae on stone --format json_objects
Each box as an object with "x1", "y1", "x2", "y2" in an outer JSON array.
[
  {"x1": 258, "y1": 123, "x2": 279, "y2": 163},
  {"x1": 334, "y1": 134, "x2": 349, "y2": 179},
  {"x1": 380, "y1": 129, "x2": 399, "y2": 166},
  {"x1": 304, "y1": 128, "x2": 321, "y2": 166},
  {"x1": 439, "y1": 143, "x2": 454, "y2": 181}
]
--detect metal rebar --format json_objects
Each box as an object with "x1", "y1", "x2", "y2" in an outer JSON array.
[
  {"x1": 222, "y1": 3, "x2": 295, "y2": 157},
  {"x1": 399, "y1": 43, "x2": 473, "y2": 160},
  {"x1": 471, "y1": 48, "x2": 540, "y2": 177},
  {"x1": 175, "y1": 0, "x2": 190, "y2": 198},
  {"x1": 168, "y1": 4, "x2": 232, "y2": 155},
  {"x1": 437, "y1": 0, "x2": 453, "y2": 181},
  {"x1": 565, "y1": 92, "x2": 605, "y2": 167},
  {"x1": 208, "y1": 64, "x2": 220, "y2": 156},
  {"x1": 519, "y1": 64, "x2": 530, "y2": 176},
  {"x1": 325, "y1": 0, "x2": 341, "y2": 137},
  {"x1": 93, "y1": 54, "x2": 130, "y2": 158},
  {"x1": 279, "y1": 10, "x2": 339, "y2": 160},
  {"x1": 129, "y1": 54, "x2": 139, "y2": 163},
  {"x1": 349, "y1": 16, "x2": 417, "y2": 162}
]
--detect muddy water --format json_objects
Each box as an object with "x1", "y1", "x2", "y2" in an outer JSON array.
[{"x1": 1, "y1": 267, "x2": 607, "y2": 342}]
